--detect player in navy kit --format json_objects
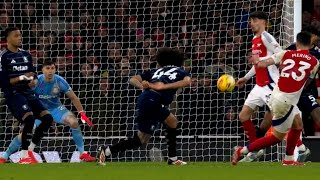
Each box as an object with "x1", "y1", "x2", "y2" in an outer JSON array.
[
  {"x1": 0, "y1": 60, "x2": 95, "y2": 162},
  {"x1": 0, "y1": 27, "x2": 54, "y2": 164},
  {"x1": 97, "y1": 48, "x2": 191, "y2": 165}
]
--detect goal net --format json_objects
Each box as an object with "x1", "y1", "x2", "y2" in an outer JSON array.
[{"x1": 0, "y1": 0, "x2": 295, "y2": 163}]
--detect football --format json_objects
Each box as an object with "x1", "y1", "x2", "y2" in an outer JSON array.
[{"x1": 217, "y1": 74, "x2": 235, "y2": 92}]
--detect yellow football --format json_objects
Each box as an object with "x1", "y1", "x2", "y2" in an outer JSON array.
[{"x1": 217, "y1": 74, "x2": 235, "y2": 92}]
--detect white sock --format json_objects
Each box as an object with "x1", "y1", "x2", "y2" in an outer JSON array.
[
  {"x1": 169, "y1": 156, "x2": 177, "y2": 161},
  {"x1": 284, "y1": 155, "x2": 294, "y2": 161},
  {"x1": 28, "y1": 142, "x2": 36, "y2": 151},
  {"x1": 105, "y1": 147, "x2": 111, "y2": 156},
  {"x1": 20, "y1": 150, "x2": 28, "y2": 159},
  {"x1": 297, "y1": 144, "x2": 306, "y2": 152},
  {"x1": 240, "y1": 146, "x2": 249, "y2": 154}
]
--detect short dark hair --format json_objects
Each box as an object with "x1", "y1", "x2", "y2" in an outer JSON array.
[
  {"x1": 5, "y1": 27, "x2": 20, "y2": 38},
  {"x1": 42, "y1": 59, "x2": 55, "y2": 67},
  {"x1": 302, "y1": 25, "x2": 320, "y2": 36},
  {"x1": 296, "y1": 31, "x2": 312, "y2": 47},
  {"x1": 156, "y1": 47, "x2": 185, "y2": 67},
  {"x1": 249, "y1": 11, "x2": 268, "y2": 21}
]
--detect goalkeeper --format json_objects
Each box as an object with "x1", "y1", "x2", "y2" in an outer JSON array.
[
  {"x1": 97, "y1": 48, "x2": 190, "y2": 165},
  {"x1": 0, "y1": 60, "x2": 95, "y2": 163}
]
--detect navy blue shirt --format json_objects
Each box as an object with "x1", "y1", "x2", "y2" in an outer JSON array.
[
  {"x1": 0, "y1": 48, "x2": 35, "y2": 97},
  {"x1": 140, "y1": 66, "x2": 190, "y2": 105},
  {"x1": 286, "y1": 43, "x2": 320, "y2": 96}
]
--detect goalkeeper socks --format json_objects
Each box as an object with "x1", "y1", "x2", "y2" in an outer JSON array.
[
  {"x1": 21, "y1": 115, "x2": 36, "y2": 150},
  {"x1": 166, "y1": 128, "x2": 177, "y2": 158},
  {"x1": 109, "y1": 134, "x2": 142, "y2": 155},
  {"x1": 3, "y1": 135, "x2": 22, "y2": 159},
  {"x1": 247, "y1": 135, "x2": 281, "y2": 153},
  {"x1": 256, "y1": 127, "x2": 267, "y2": 138},
  {"x1": 71, "y1": 127, "x2": 85, "y2": 153},
  {"x1": 242, "y1": 120, "x2": 257, "y2": 143},
  {"x1": 286, "y1": 128, "x2": 302, "y2": 156}
]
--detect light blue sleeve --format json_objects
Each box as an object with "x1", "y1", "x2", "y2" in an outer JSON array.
[
  {"x1": 32, "y1": 75, "x2": 43, "y2": 92},
  {"x1": 57, "y1": 75, "x2": 72, "y2": 94}
]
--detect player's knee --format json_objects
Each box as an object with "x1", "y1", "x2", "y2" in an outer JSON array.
[
  {"x1": 65, "y1": 115, "x2": 79, "y2": 129},
  {"x1": 22, "y1": 112, "x2": 33, "y2": 121},
  {"x1": 164, "y1": 114, "x2": 177, "y2": 128},
  {"x1": 39, "y1": 110, "x2": 50, "y2": 118},
  {"x1": 292, "y1": 114, "x2": 303, "y2": 129},
  {"x1": 137, "y1": 131, "x2": 151, "y2": 145},
  {"x1": 239, "y1": 110, "x2": 251, "y2": 122}
]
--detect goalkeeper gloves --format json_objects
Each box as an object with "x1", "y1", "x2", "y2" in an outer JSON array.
[{"x1": 79, "y1": 111, "x2": 94, "y2": 127}]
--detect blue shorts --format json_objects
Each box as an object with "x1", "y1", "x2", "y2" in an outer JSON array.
[
  {"x1": 34, "y1": 106, "x2": 73, "y2": 127},
  {"x1": 136, "y1": 90, "x2": 170, "y2": 134},
  {"x1": 297, "y1": 94, "x2": 320, "y2": 121},
  {"x1": 6, "y1": 93, "x2": 47, "y2": 121}
]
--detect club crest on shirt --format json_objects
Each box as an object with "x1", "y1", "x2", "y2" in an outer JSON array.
[
  {"x1": 52, "y1": 84, "x2": 60, "y2": 95},
  {"x1": 23, "y1": 56, "x2": 28, "y2": 63}
]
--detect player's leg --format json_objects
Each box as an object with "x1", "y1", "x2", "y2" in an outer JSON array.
[
  {"x1": 240, "y1": 110, "x2": 271, "y2": 162},
  {"x1": 97, "y1": 91, "x2": 159, "y2": 165},
  {"x1": 295, "y1": 95, "x2": 317, "y2": 161},
  {"x1": 97, "y1": 130, "x2": 150, "y2": 165},
  {"x1": 0, "y1": 120, "x2": 42, "y2": 163},
  {"x1": 232, "y1": 97, "x2": 299, "y2": 165},
  {"x1": 54, "y1": 107, "x2": 95, "y2": 162},
  {"x1": 283, "y1": 108, "x2": 304, "y2": 165},
  {"x1": 239, "y1": 86, "x2": 264, "y2": 144},
  {"x1": 163, "y1": 113, "x2": 187, "y2": 165},
  {"x1": 5, "y1": 94, "x2": 39, "y2": 164},
  {"x1": 28, "y1": 99, "x2": 53, "y2": 153},
  {"x1": 0, "y1": 134, "x2": 21, "y2": 163}
]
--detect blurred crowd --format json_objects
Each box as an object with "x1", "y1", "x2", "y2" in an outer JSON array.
[{"x1": 0, "y1": 0, "x2": 318, "y2": 137}]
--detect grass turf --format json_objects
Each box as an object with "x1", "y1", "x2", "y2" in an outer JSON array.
[{"x1": 1, "y1": 162, "x2": 319, "y2": 180}]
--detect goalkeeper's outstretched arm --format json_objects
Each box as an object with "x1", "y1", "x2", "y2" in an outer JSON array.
[{"x1": 66, "y1": 90, "x2": 84, "y2": 112}]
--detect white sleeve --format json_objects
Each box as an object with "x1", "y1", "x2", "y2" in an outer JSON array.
[
  {"x1": 271, "y1": 50, "x2": 287, "y2": 65},
  {"x1": 244, "y1": 66, "x2": 256, "y2": 80},
  {"x1": 310, "y1": 61, "x2": 320, "y2": 79},
  {"x1": 261, "y1": 31, "x2": 282, "y2": 54}
]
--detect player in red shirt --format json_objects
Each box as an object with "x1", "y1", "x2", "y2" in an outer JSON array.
[
  {"x1": 236, "y1": 11, "x2": 282, "y2": 161},
  {"x1": 232, "y1": 32, "x2": 319, "y2": 166}
]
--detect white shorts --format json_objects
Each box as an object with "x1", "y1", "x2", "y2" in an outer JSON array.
[
  {"x1": 244, "y1": 84, "x2": 274, "y2": 110},
  {"x1": 268, "y1": 96, "x2": 301, "y2": 133}
]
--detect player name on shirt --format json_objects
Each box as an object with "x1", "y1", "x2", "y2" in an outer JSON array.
[{"x1": 291, "y1": 53, "x2": 312, "y2": 60}]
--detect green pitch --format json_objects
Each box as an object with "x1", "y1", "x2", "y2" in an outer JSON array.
[{"x1": 1, "y1": 162, "x2": 319, "y2": 180}]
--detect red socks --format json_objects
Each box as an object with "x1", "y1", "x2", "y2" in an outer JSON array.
[
  {"x1": 248, "y1": 135, "x2": 281, "y2": 152},
  {"x1": 242, "y1": 120, "x2": 257, "y2": 143},
  {"x1": 286, "y1": 128, "x2": 302, "y2": 155},
  {"x1": 296, "y1": 138, "x2": 303, "y2": 147}
]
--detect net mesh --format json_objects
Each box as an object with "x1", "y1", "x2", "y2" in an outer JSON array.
[{"x1": 0, "y1": 0, "x2": 294, "y2": 162}]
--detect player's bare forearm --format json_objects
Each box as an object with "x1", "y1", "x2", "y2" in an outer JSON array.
[
  {"x1": 257, "y1": 58, "x2": 275, "y2": 68},
  {"x1": 129, "y1": 75, "x2": 144, "y2": 90},
  {"x1": 67, "y1": 90, "x2": 84, "y2": 112},
  {"x1": 9, "y1": 76, "x2": 21, "y2": 85},
  {"x1": 10, "y1": 72, "x2": 35, "y2": 85},
  {"x1": 150, "y1": 77, "x2": 191, "y2": 90}
]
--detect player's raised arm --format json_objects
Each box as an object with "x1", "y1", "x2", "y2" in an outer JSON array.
[{"x1": 256, "y1": 50, "x2": 286, "y2": 68}]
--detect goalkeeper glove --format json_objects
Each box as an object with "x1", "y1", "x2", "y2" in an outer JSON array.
[{"x1": 79, "y1": 111, "x2": 94, "y2": 127}]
